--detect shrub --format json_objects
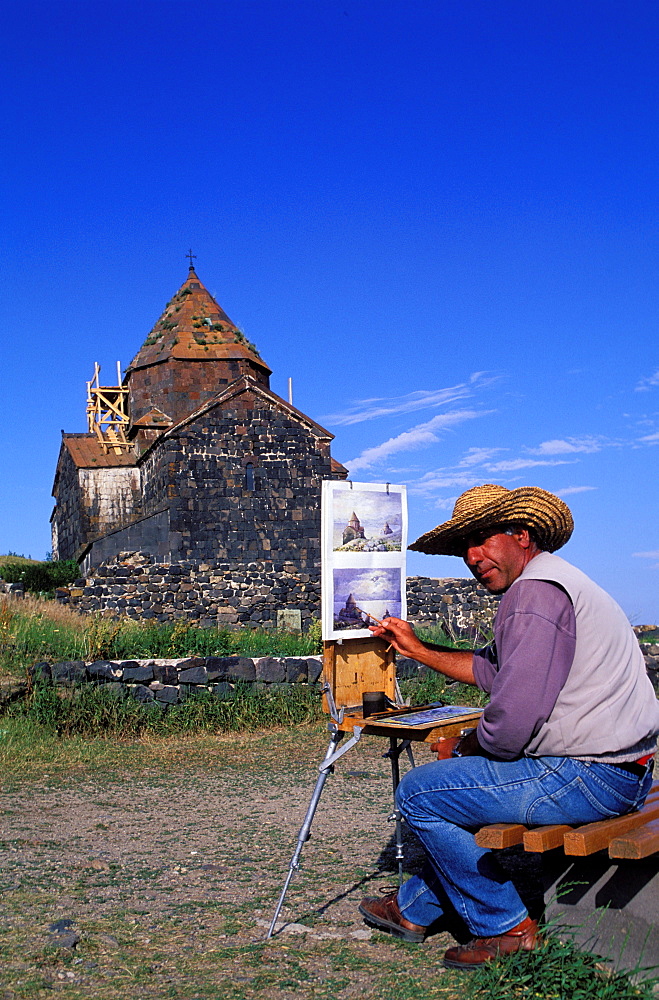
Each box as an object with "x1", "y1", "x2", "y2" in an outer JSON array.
[{"x1": 0, "y1": 560, "x2": 78, "y2": 594}]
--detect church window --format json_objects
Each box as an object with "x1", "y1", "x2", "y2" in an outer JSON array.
[{"x1": 245, "y1": 463, "x2": 255, "y2": 491}]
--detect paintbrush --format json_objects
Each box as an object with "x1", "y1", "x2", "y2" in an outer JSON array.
[{"x1": 353, "y1": 606, "x2": 394, "y2": 652}]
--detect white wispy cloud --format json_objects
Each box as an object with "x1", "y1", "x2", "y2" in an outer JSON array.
[
  {"x1": 639, "y1": 431, "x2": 659, "y2": 444},
  {"x1": 411, "y1": 471, "x2": 483, "y2": 496},
  {"x1": 555, "y1": 486, "x2": 597, "y2": 496},
  {"x1": 632, "y1": 550, "x2": 659, "y2": 570},
  {"x1": 484, "y1": 458, "x2": 574, "y2": 473},
  {"x1": 321, "y1": 373, "x2": 496, "y2": 426},
  {"x1": 635, "y1": 370, "x2": 659, "y2": 392},
  {"x1": 345, "y1": 410, "x2": 488, "y2": 472},
  {"x1": 528, "y1": 437, "x2": 604, "y2": 456},
  {"x1": 458, "y1": 447, "x2": 504, "y2": 466}
]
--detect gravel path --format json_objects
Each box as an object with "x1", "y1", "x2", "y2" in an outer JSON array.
[{"x1": 0, "y1": 727, "x2": 477, "y2": 999}]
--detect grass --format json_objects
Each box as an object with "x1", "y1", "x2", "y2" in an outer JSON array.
[
  {"x1": 464, "y1": 933, "x2": 658, "y2": 999},
  {"x1": 0, "y1": 595, "x2": 322, "y2": 680},
  {"x1": 2, "y1": 680, "x2": 325, "y2": 739}
]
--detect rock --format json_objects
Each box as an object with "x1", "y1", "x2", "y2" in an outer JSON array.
[
  {"x1": 129, "y1": 684, "x2": 155, "y2": 703},
  {"x1": 155, "y1": 685, "x2": 180, "y2": 704},
  {"x1": 153, "y1": 664, "x2": 179, "y2": 685},
  {"x1": 222, "y1": 657, "x2": 256, "y2": 682},
  {"x1": 29, "y1": 661, "x2": 52, "y2": 682},
  {"x1": 205, "y1": 657, "x2": 225, "y2": 680},
  {"x1": 87, "y1": 660, "x2": 123, "y2": 681},
  {"x1": 122, "y1": 664, "x2": 154, "y2": 682},
  {"x1": 285, "y1": 658, "x2": 308, "y2": 683},
  {"x1": 211, "y1": 682, "x2": 233, "y2": 699},
  {"x1": 48, "y1": 919, "x2": 80, "y2": 949},
  {"x1": 178, "y1": 665, "x2": 208, "y2": 684},
  {"x1": 306, "y1": 657, "x2": 323, "y2": 683},
  {"x1": 255, "y1": 656, "x2": 285, "y2": 683},
  {"x1": 396, "y1": 656, "x2": 422, "y2": 679},
  {"x1": 51, "y1": 661, "x2": 86, "y2": 685},
  {"x1": 49, "y1": 919, "x2": 75, "y2": 932},
  {"x1": 0, "y1": 678, "x2": 27, "y2": 704}
]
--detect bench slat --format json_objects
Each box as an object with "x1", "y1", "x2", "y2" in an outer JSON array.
[
  {"x1": 523, "y1": 824, "x2": 573, "y2": 852},
  {"x1": 564, "y1": 800, "x2": 659, "y2": 857},
  {"x1": 474, "y1": 824, "x2": 526, "y2": 849},
  {"x1": 608, "y1": 817, "x2": 659, "y2": 860}
]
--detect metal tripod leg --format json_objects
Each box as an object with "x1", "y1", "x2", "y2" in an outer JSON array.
[
  {"x1": 266, "y1": 724, "x2": 363, "y2": 938},
  {"x1": 384, "y1": 737, "x2": 415, "y2": 882}
]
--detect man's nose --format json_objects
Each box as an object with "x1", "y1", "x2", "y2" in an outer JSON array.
[{"x1": 464, "y1": 545, "x2": 480, "y2": 566}]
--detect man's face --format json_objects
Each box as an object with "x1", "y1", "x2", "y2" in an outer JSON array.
[{"x1": 460, "y1": 528, "x2": 535, "y2": 593}]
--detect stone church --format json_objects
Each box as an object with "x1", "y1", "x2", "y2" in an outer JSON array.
[{"x1": 50, "y1": 264, "x2": 347, "y2": 626}]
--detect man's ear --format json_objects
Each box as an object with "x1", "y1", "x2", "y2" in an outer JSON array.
[{"x1": 512, "y1": 528, "x2": 534, "y2": 550}]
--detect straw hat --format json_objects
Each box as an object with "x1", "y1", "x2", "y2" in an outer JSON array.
[{"x1": 409, "y1": 484, "x2": 574, "y2": 556}]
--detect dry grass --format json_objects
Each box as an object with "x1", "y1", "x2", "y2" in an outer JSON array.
[{"x1": 2, "y1": 592, "x2": 91, "y2": 627}]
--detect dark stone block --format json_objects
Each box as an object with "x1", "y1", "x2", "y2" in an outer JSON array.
[
  {"x1": 306, "y1": 657, "x2": 323, "y2": 683},
  {"x1": 155, "y1": 685, "x2": 180, "y2": 704},
  {"x1": 255, "y1": 656, "x2": 285, "y2": 683},
  {"x1": 122, "y1": 665, "x2": 154, "y2": 683},
  {"x1": 52, "y1": 661, "x2": 87, "y2": 685},
  {"x1": 285, "y1": 658, "x2": 308, "y2": 683},
  {"x1": 87, "y1": 660, "x2": 123, "y2": 681},
  {"x1": 204, "y1": 657, "x2": 225, "y2": 681},
  {"x1": 176, "y1": 657, "x2": 206, "y2": 671},
  {"x1": 178, "y1": 665, "x2": 208, "y2": 684},
  {"x1": 223, "y1": 657, "x2": 256, "y2": 682},
  {"x1": 29, "y1": 661, "x2": 52, "y2": 682},
  {"x1": 153, "y1": 664, "x2": 179, "y2": 685},
  {"x1": 129, "y1": 684, "x2": 155, "y2": 703}
]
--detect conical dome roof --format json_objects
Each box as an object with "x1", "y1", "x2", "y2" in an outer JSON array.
[{"x1": 127, "y1": 268, "x2": 271, "y2": 376}]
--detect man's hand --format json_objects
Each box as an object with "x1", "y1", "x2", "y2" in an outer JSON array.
[
  {"x1": 368, "y1": 617, "x2": 429, "y2": 660},
  {"x1": 368, "y1": 616, "x2": 477, "y2": 685},
  {"x1": 430, "y1": 728, "x2": 483, "y2": 760},
  {"x1": 430, "y1": 737, "x2": 461, "y2": 760}
]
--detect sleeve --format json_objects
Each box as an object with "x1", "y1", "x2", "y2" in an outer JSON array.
[
  {"x1": 476, "y1": 580, "x2": 576, "y2": 760},
  {"x1": 472, "y1": 643, "x2": 498, "y2": 693}
]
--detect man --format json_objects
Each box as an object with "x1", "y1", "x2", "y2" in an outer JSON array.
[{"x1": 360, "y1": 484, "x2": 659, "y2": 970}]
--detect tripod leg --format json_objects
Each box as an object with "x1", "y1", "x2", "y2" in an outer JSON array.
[
  {"x1": 266, "y1": 728, "x2": 344, "y2": 938},
  {"x1": 387, "y1": 737, "x2": 405, "y2": 883}
]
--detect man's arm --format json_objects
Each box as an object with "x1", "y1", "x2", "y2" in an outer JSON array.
[{"x1": 369, "y1": 617, "x2": 476, "y2": 685}]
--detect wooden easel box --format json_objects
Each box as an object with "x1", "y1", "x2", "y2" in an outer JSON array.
[{"x1": 322, "y1": 636, "x2": 482, "y2": 738}]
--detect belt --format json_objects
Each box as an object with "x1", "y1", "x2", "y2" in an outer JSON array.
[{"x1": 610, "y1": 755, "x2": 654, "y2": 777}]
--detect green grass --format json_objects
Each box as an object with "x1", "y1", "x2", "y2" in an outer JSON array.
[
  {"x1": 464, "y1": 933, "x2": 657, "y2": 999},
  {"x1": 0, "y1": 596, "x2": 322, "y2": 679},
  {"x1": 2, "y1": 679, "x2": 325, "y2": 739}
]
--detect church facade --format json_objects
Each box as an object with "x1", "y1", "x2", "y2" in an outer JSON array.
[{"x1": 50, "y1": 266, "x2": 347, "y2": 626}]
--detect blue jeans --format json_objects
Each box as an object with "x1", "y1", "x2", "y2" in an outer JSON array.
[{"x1": 396, "y1": 755, "x2": 653, "y2": 937}]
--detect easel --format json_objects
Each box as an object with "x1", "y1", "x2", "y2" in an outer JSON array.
[{"x1": 267, "y1": 636, "x2": 481, "y2": 938}]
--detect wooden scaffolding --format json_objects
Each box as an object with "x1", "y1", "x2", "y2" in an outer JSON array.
[{"x1": 86, "y1": 362, "x2": 131, "y2": 455}]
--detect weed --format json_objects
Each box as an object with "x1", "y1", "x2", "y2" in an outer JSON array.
[{"x1": 464, "y1": 934, "x2": 658, "y2": 999}]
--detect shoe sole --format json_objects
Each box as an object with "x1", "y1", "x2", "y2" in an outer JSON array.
[
  {"x1": 442, "y1": 957, "x2": 482, "y2": 971},
  {"x1": 358, "y1": 904, "x2": 426, "y2": 943}
]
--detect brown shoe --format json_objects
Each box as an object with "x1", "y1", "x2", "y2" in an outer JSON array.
[
  {"x1": 443, "y1": 916, "x2": 540, "y2": 970},
  {"x1": 359, "y1": 892, "x2": 427, "y2": 943}
]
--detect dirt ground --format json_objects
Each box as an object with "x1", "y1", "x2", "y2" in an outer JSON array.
[{"x1": 0, "y1": 726, "x2": 493, "y2": 1000}]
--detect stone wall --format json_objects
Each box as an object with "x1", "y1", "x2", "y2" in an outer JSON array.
[
  {"x1": 71, "y1": 552, "x2": 322, "y2": 630},
  {"x1": 60, "y1": 552, "x2": 502, "y2": 635},
  {"x1": 30, "y1": 655, "x2": 324, "y2": 709},
  {"x1": 27, "y1": 641, "x2": 659, "y2": 710}
]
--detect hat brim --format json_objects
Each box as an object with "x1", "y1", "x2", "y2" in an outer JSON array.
[{"x1": 409, "y1": 487, "x2": 574, "y2": 556}]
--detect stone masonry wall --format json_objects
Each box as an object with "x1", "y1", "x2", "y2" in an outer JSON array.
[{"x1": 64, "y1": 556, "x2": 499, "y2": 636}]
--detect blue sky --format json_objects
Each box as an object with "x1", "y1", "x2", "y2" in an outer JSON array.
[{"x1": 1, "y1": 0, "x2": 658, "y2": 621}]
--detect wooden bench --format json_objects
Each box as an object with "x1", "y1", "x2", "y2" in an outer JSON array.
[{"x1": 475, "y1": 780, "x2": 659, "y2": 861}]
